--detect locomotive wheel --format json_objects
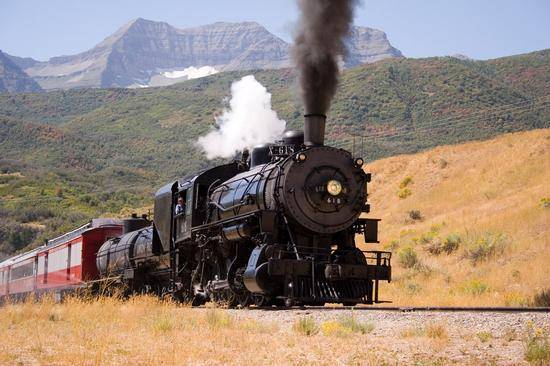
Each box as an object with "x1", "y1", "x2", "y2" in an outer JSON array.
[
  {"x1": 171, "y1": 288, "x2": 193, "y2": 304},
  {"x1": 227, "y1": 253, "x2": 251, "y2": 308},
  {"x1": 228, "y1": 291, "x2": 252, "y2": 308},
  {"x1": 251, "y1": 296, "x2": 285, "y2": 308},
  {"x1": 191, "y1": 294, "x2": 207, "y2": 307},
  {"x1": 252, "y1": 295, "x2": 270, "y2": 307}
]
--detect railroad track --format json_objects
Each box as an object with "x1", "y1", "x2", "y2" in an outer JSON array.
[{"x1": 254, "y1": 306, "x2": 550, "y2": 313}]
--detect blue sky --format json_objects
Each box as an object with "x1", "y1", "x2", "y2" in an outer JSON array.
[{"x1": 0, "y1": 0, "x2": 548, "y2": 61}]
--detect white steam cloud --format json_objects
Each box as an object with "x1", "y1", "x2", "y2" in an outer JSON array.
[{"x1": 197, "y1": 75, "x2": 286, "y2": 159}]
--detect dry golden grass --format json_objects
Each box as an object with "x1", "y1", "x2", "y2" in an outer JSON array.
[
  {"x1": 0, "y1": 296, "x2": 397, "y2": 366},
  {"x1": 360, "y1": 128, "x2": 550, "y2": 306},
  {"x1": 2, "y1": 295, "x2": 547, "y2": 365}
]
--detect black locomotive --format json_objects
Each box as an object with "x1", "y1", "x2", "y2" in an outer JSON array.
[{"x1": 96, "y1": 114, "x2": 391, "y2": 307}]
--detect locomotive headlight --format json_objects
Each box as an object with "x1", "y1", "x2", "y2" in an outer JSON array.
[
  {"x1": 354, "y1": 157, "x2": 364, "y2": 167},
  {"x1": 326, "y1": 180, "x2": 343, "y2": 196}
]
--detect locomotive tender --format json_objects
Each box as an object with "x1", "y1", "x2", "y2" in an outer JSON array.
[
  {"x1": 96, "y1": 114, "x2": 391, "y2": 307},
  {"x1": 0, "y1": 115, "x2": 391, "y2": 307}
]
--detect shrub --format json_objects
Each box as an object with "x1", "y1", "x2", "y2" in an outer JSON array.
[
  {"x1": 442, "y1": 233, "x2": 461, "y2": 254},
  {"x1": 320, "y1": 320, "x2": 351, "y2": 337},
  {"x1": 425, "y1": 237, "x2": 443, "y2": 255},
  {"x1": 338, "y1": 314, "x2": 374, "y2": 334},
  {"x1": 426, "y1": 323, "x2": 448, "y2": 339},
  {"x1": 416, "y1": 226, "x2": 441, "y2": 245},
  {"x1": 398, "y1": 188, "x2": 412, "y2": 199},
  {"x1": 405, "y1": 281, "x2": 421, "y2": 295},
  {"x1": 154, "y1": 315, "x2": 173, "y2": 332},
  {"x1": 477, "y1": 331, "x2": 492, "y2": 343},
  {"x1": 504, "y1": 292, "x2": 529, "y2": 307},
  {"x1": 460, "y1": 279, "x2": 489, "y2": 296},
  {"x1": 397, "y1": 177, "x2": 413, "y2": 199},
  {"x1": 293, "y1": 317, "x2": 319, "y2": 336},
  {"x1": 408, "y1": 210, "x2": 423, "y2": 221},
  {"x1": 0, "y1": 223, "x2": 39, "y2": 253},
  {"x1": 398, "y1": 246, "x2": 419, "y2": 268},
  {"x1": 532, "y1": 289, "x2": 550, "y2": 307},
  {"x1": 205, "y1": 309, "x2": 232, "y2": 330},
  {"x1": 524, "y1": 337, "x2": 550, "y2": 365},
  {"x1": 384, "y1": 239, "x2": 400, "y2": 251},
  {"x1": 16, "y1": 207, "x2": 55, "y2": 222},
  {"x1": 429, "y1": 223, "x2": 444, "y2": 233},
  {"x1": 540, "y1": 198, "x2": 550, "y2": 209},
  {"x1": 524, "y1": 325, "x2": 550, "y2": 365},
  {"x1": 463, "y1": 232, "x2": 509, "y2": 264},
  {"x1": 399, "y1": 176, "x2": 413, "y2": 189}
]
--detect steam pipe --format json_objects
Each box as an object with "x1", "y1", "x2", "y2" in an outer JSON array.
[{"x1": 303, "y1": 113, "x2": 326, "y2": 146}]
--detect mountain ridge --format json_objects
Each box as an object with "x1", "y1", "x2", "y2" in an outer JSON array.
[
  {"x1": 4, "y1": 18, "x2": 402, "y2": 90},
  {"x1": 0, "y1": 50, "x2": 43, "y2": 93}
]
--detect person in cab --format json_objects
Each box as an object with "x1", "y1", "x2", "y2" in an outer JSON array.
[{"x1": 175, "y1": 196, "x2": 185, "y2": 215}]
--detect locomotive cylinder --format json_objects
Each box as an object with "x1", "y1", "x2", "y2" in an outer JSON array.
[
  {"x1": 221, "y1": 223, "x2": 251, "y2": 241},
  {"x1": 304, "y1": 113, "x2": 326, "y2": 146}
]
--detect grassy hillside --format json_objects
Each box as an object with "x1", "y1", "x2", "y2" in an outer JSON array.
[
  {"x1": 0, "y1": 50, "x2": 548, "y2": 257},
  {"x1": 0, "y1": 160, "x2": 154, "y2": 258},
  {"x1": 361, "y1": 128, "x2": 550, "y2": 306},
  {"x1": 0, "y1": 50, "x2": 548, "y2": 176}
]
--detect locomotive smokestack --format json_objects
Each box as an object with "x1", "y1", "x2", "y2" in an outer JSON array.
[
  {"x1": 292, "y1": 0, "x2": 357, "y2": 147},
  {"x1": 304, "y1": 113, "x2": 326, "y2": 146}
]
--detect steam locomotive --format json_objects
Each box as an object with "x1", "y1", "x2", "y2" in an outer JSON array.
[
  {"x1": 0, "y1": 115, "x2": 391, "y2": 307},
  {"x1": 95, "y1": 114, "x2": 391, "y2": 307}
]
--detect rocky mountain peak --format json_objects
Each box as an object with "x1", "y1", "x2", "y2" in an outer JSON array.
[
  {"x1": 345, "y1": 26, "x2": 403, "y2": 67},
  {"x1": 6, "y1": 19, "x2": 403, "y2": 90},
  {"x1": 0, "y1": 50, "x2": 43, "y2": 93}
]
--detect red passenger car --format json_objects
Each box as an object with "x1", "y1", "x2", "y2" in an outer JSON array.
[{"x1": 0, "y1": 219, "x2": 123, "y2": 301}]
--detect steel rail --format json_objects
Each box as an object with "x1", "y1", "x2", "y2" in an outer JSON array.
[{"x1": 252, "y1": 306, "x2": 550, "y2": 313}]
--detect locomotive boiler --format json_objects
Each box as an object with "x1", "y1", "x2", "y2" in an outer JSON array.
[{"x1": 95, "y1": 114, "x2": 391, "y2": 307}]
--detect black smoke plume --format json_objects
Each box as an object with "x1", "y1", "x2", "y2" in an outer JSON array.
[{"x1": 292, "y1": 0, "x2": 357, "y2": 114}]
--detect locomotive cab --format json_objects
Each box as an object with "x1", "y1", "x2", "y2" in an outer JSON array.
[
  {"x1": 153, "y1": 162, "x2": 246, "y2": 252},
  {"x1": 173, "y1": 189, "x2": 192, "y2": 243}
]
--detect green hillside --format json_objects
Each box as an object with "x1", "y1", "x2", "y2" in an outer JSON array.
[{"x1": 0, "y1": 50, "x2": 548, "y2": 258}]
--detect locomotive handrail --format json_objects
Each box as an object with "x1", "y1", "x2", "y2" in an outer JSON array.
[
  {"x1": 205, "y1": 179, "x2": 221, "y2": 201},
  {"x1": 282, "y1": 215, "x2": 301, "y2": 260},
  {"x1": 363, "y1": 250, "x2": 392, "y2": 258},
  {"x1": 231, "y1": 163, "x2": 271, "y2": 216},
  {"x1": 194, "y1": 210, "x2": 262, "y2": 231},
  {"x1": 363, "y1": 251, "x2": 392, "y2": 267},
  {"x1": 275, "y1": 247, "x2": 393, "y2": 266},
  {"x1": 208, "y1": 199, "x2": 253, "y2": 213}
]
